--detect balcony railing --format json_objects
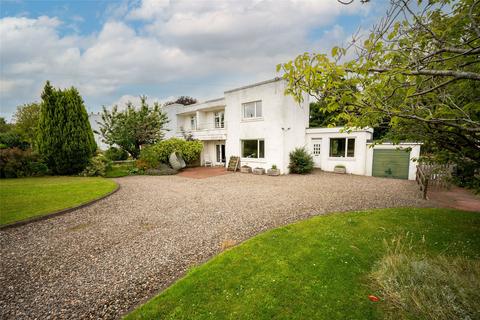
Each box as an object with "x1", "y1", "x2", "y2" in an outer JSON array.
[{"x1": 179, "y1": 122, "x2": 227, "y2": 132}]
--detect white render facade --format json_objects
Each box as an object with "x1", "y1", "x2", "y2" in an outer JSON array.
[{"x1": 162, "y1": 78, "x2": 421, "y2": 179}]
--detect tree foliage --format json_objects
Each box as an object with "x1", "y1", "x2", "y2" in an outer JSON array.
[
  {"x1": 37, "y1": 81, "x2": 96, "y2": 175},
  {"x1": 278, "y1": 0, "x2": 480, "y2": 167},
  {"x1": 13, "y1": 103, "x2": 40, "y2": 149},
  {"x1": 164, "y1": 96, "x2": 198, "y2": 106},
  {"x1": 97, "y1": 96, "x2": 169, "y2": 159}
]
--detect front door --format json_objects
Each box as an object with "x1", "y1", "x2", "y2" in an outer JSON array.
[
  {"x1": 216, "y1": 144, "x2": 226, "y2": 164},
  {"x1": 311, "y1": 138, "x2": 322, "y2": 168}
]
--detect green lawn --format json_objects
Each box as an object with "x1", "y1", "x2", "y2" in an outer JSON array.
[
  {"x1": 105, "y1": 163, "x2": 135, "y2": 178},
  {"x1": 126, "y1": 208, "x2": 480, "y2": 320},
  {"x1": 0, "y1": 176, "x2": 117, "y2": 226}
]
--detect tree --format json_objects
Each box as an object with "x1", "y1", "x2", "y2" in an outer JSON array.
[
  {"x1": 13, "y1": 103, "x2": 40, "y2": 149},
  {"x1": 278, "y1": 0, "x2": 479, "y2": 166},
  {"x1": 37, "y1": 81, "x2": 96, "y2": 174},
  {"x1": 0, "y1": 118, "x2": 12, "y2": 133},
  {"x1": 97, "y1": 96, "x2": 169, "y2": 159},
  {"x1": 164, "y1": 96, "x2": 198, "y2": 106}
]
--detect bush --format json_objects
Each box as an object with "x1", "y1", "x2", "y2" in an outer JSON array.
[
  {"x1": 144, "y1": 164, "x2": 177, "y2": 176},
  {"x1": 0, "y1": 148, "x2": 48, "y2": 178},
  {"x1": 139, "y1": 138, "x2": 203, "y2": 169},
  {"x1": 452, "y1": 160, "x2": 480, "y2": 193},
  {"x1": 0, "y1": 131, "x2": 29, "y2": 150},
  {"x1": 288, "y1": 147, "x2": 314, "y2": 174},
  {"x1": 105, "y1": 147, "x2": 129, "y2": 161},
  {"x1": 81, "y1": 154, "x2": 112, "y2": 177}
]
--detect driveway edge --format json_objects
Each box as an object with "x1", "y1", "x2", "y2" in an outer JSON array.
[{"x1": 0, "y1": 182, "x2": 120, "y2": 231}]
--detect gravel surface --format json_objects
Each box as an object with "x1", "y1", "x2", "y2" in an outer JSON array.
[{"x1": 0, "y1": 171, "x2": 434, "y2": 319}]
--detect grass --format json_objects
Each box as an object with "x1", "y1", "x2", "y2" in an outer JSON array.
[
  {"x1": 0, "y1": 176, "x2": 117, "y2": 226},
  {"x1": 105, "y1": 162, "x2": 135, "y2": 178},
  {"x1": 125, "y1": 208, "x2": 480, "y2": 320},
  {"x1": 372, "y1": 235, "x2": 480, "y2": 319}
]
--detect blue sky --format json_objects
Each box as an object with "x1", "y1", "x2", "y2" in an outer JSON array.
[{"x1": 0, "y1": 0, "x2": 388, "y2": 119}]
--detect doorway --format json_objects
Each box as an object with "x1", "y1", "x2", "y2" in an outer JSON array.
[{"x1": 216, "y1": 143, "x2": 226, "y2": 164}]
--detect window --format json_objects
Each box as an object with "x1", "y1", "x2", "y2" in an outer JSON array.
[
  {"x1": 214, "y1": 111, "x2": 224, "y2": 128},
  {"x1": 313, "y1": 143, "x2": 321, "y2": 155},
  {"x1": 190, "y1": 115, "x2": 196, "y2": 130},
  {"x1": 329, "y1": 138, "x2": 355, "y2": 158},
  {"x1": 242, "y1": 139, "x2": 265, "y2": 158},
  {"x1": 242, "y1": 101, "x2": 262, "y2": 119}
]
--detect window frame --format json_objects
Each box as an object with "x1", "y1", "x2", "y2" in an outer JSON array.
[
  {"x1": 329, "y1": 137, "x2": 355, "y2": 158},
  {"x1": 241, "y1": 139, "x2": 265, "y2": 159},
  {"x1": 190, "y1": 115, "x2": 197, "y2": 130},
  {"x1": 214, "y1": 111, "x2": 225, "y2": 128},
  {"x1": 242, "y1": 100, "x2": 263, "y2": 120}
]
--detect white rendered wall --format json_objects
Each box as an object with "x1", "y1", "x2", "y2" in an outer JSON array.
[
  {"x1": 305, "y1": 128, "x2": 373, "y2": 175},
  {"x1": 224, "y1": 79, "x2": 309, "y2": 174},
  {"x1": 365, "y1": 143, "x2": 421, "y2": 180}
]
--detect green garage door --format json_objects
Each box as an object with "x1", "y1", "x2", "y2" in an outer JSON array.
[{"x1": 372, "y1": 149, "x2": 410, "y2": 179}]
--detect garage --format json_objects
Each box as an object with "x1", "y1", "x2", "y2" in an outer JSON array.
[{"x1": 372, "y1": 149, "x2": 410, "y2": 179}]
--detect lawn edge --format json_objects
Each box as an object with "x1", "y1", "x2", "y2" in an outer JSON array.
[
  {"x1": 0, "y1": 180, "x2": 120, "y2": 230},
  {"x1": 123, "y1": 206, "x2": 456, "y2": 319}
]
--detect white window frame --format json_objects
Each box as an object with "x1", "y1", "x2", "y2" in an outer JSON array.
[
  {"x1": 190, "y1": 115, "x2": 197, "y2": 130},
  {"x1": 214, "y1": 111, "x2": 225, "y2": 128},
  {"x1": 329, "y1": 137, "x2": 355, "y2": 158},
  {"x1": 242, "y1": 100, "x2": 262, "y2": 119},
  {"x1": 241, "y1": 139, "x2": 265, "y2": 159}
]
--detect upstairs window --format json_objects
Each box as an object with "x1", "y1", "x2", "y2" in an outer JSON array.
[
  {"x1": 214, "y1": 111, "x2": 225, "y2": 128},
  {"x1": 329, "y1": 138, "x2": 355, "y2": 158},
  {"x1": 241, "y1": 139, "x2": 265, "y2": 158},
  {"x1": 242, "y1": 101, "x2": 262, "y2": 119},
  {"x1": 190, "y1": 115, "x2": 197, "y2": 130}
]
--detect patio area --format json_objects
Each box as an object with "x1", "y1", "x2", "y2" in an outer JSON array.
[{"x1": 178, "y1": 166, "x2": 232, "y2": 179}]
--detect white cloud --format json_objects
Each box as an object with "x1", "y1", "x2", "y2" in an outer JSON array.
[{"x1": 0, "y1": 0, "x2": 374, "y2": 118}]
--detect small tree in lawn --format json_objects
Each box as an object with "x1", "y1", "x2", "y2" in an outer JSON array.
[
  {"x1": 37, "y1": 81, "x2": 96, "y2": 174},
  {"x1": 13, "y1": 102, "x2": 41, "y2": 149},
  {"x1": 97, "y1": 96, "x2": 169, "y2": 159}
]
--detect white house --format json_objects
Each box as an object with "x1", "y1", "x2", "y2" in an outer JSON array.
[{"x1": 161, "y1": 77, "x2": 421, "y2": 180}]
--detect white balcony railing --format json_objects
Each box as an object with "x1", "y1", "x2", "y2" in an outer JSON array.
[{"x1": 179, "y1": 122, "x2": 226, "y2": 132}]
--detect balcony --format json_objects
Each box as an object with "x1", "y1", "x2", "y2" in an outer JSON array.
[{"x1": 178, "y1": 122, "x2": 227, "y2": 141}]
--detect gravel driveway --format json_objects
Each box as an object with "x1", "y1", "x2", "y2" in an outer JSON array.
[{"x1": 0, "y1": 172, "x2": 433, "y2": 319}]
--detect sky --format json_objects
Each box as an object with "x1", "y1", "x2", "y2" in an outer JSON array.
[{"x1": 0, "y1": 0, "x2": 388, "y2": 120}]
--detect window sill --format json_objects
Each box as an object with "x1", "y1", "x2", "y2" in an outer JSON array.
[
  {"x1": 241, "y1": 158, "x2": 266, "y2": 163},
  {"x1": 328, "y1": 157, "x2": 356, "y2": 161},
  {"x1": 241, "y1": 117, "x2": 264, "y2": 123}
]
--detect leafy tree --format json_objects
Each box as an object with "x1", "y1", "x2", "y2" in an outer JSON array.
[
  {"x1": 278, "y1": 0, "x2": 479, "y2": 166},
  {"x1": 13, "y1": 103, "x2": 40, "y2": 149},
  {"x1": 37, "y1": 81, "x2": 96, "y2": 174},
  {"x1": 97, "y1": 96, "x2": 169, "y2": 159},
  {"x1": 164, "y1": 96, "x2": 198, "y2": 106},
  {"x1": 0, "y1": 118, "x2": 12, "y2": 133}
]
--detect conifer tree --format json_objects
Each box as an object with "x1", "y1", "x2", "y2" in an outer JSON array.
[{"x1": 37, "y1": 81, "x2": 96, "y2": 174}]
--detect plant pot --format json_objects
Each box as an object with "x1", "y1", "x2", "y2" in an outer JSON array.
[
  {"x1": 240, "y1": 166, "x2": 252, "y2": 173},
  {"x1": 253, "y1": 167, "x2": 265, "y2": 175},
  {"x1": 334, "y1": 166, "x2": 346, "y2": 174},
  {"x1": 267, "y1": 169, "x2": 280, "y2": 176}
]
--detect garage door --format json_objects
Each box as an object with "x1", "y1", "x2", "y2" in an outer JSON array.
[{"x1": 372, "y1": 149, "x2": 410, "y2": 179}]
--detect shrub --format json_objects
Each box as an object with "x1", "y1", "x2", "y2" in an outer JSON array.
[
  {"x1": 0, "y1": 148, "x2": 48, "y2": 178},
  {"x1": 0, "y1": 131, "x2": 29, "y2": 150},
  {"x1": 105, "y1": 147, "x2": 129, "y2": 161},
  {"x1": 81, "y1": 154, "x2": 112, "y2": 177},
  {"x1": 139, "y1": 138, "x2": 203, "y2": 168},
  {"x1": 451, "y1": 160, "x2": 480, "y2": 193},
  {"x1": 145, "y1": 164, "x2": 177, "y2": 176},
  {"x1": 288, "y1": 147, "x2": 314, "y2": 174}
]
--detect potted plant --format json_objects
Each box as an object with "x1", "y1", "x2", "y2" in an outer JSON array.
[
  {"x1": 240, "y1": 165, "x2": 252, "y2": 173},
  {"x1": 334, "y1": 164, "x2": 346, "y2": 174},
  {"x1": 267, "y1": 164, "x2": 280, "y2": 176},
  {"x1": 253, "y1": 167, "x2": 265, "y2": 175}
]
